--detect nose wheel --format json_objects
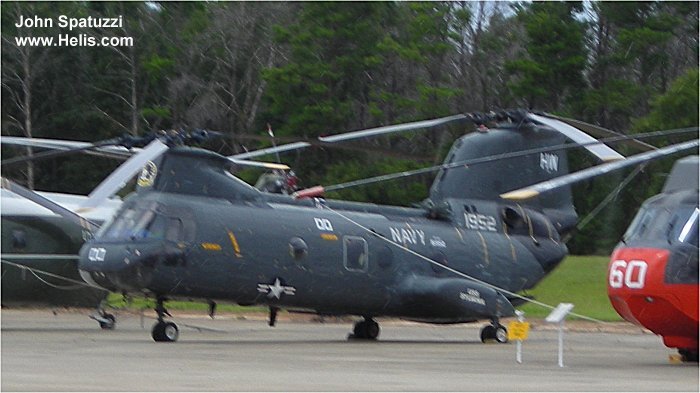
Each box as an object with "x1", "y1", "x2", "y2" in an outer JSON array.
[
  {"x1": 152, "y1": 298, "x2": 178, "y2": 342},
  {"x1": 90, "y1": 301, "x2": 116, "y2": 330},
  {"x1": 349, "y1": 318, "x2": 380, "y2": 340},
  {"x1": 480, "y1": 321, "x2": 508, "y2": 343},
  {"x1": 679, "y1": 349, "x2": 699, "y2": 362}
]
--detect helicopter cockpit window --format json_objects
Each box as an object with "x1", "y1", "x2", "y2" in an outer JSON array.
[
  {"x1": 100, "y1": 207, "x2": 140, "y2": 239},
  {"x1": 677, "y1": 208, "x2": 699, "y2": 246},
  {"x1": 343, "y1": 236, "x2": 368, "y2": 272},
  {"x1": 99, "y1": 207, "x2": 184, "y2": 242},
  {"x1": 624, "y1": 206, "x2": 699, "y2": 246}
]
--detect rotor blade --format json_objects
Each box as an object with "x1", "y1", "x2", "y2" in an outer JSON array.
[
  {"x1": 79, "y1": 139, "x2": 169, "y2": 210},
  {"x1": 1, "y1": 178, "x2": 99, "y2": 233},
  {"x1": 1, "y1": 136, "x2": 90, "y2": 150},
  {"x1": 235, "y1": 136, "x2": 433, "y2": 162},
  {"x1": 540, "y1": 114, "x2": 657, "y2": 151},
  {"x1": 501, "y1": 140, "x2": 699, "y2": 201},
  {"x1": 562, "y1": 164, "x2": 646, "y2": 243},
  {"x1": 527, "y1": 113, "x2": 625, "y2": 162},
  {"x1": 1, "y1": 136, "x2": 132, "y2": 160},
  {"x1": 294, "y1": 127, "x2": 697, "y2": 198},
  {"x1": 227, "y1": 158, "x2": 289, "y2": 170},
  {"x1": 230, "y1": 142, "x2": 311, "y2": 160},
  {"x1": 318, "y1": 114, "x2": 469, "y2": 143},
  {"x1": 1, "y1": 137, "x2": 123, "y2": 166}
]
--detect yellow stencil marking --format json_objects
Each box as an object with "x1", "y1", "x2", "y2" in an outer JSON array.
[
  {"x1": 477, "y1": 231, "x2": 489, "y2": 267},
  {"x1": 454, "y1": 227, "x2": 465, "y2": 244},
  {"x1": 321, "y1": 233, "x2": 338, "y2": 241},
  {"x1": 201, "y1": 242, "x2": 222, "y2": 251},
  {"x1": 502, "y1": 230, "x2": 517, "y2": 263},
  {"x1": 227, "y1": 230, "x2": 242, "y2": 257}
]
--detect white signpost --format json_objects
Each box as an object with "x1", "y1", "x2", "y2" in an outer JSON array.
[{"x1": 545, "y1": 303, "x2": 574, "y2": 368}]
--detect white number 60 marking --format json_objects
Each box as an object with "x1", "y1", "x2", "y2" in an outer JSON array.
[{"x1": 609, "y1": 260, "x2": 648, "y2": 289}]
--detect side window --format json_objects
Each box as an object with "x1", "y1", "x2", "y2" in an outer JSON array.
[
  {"x1": 343, "y1": 236, "x2": 368, "y2": 272},
  {"x1": 165, "y1": 218, "x2": 184, "y2": 242}
]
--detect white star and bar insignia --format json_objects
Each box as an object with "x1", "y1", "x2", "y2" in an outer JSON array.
[{"x1": 257, "y1": 278, "x2": 296, "y2": 299}]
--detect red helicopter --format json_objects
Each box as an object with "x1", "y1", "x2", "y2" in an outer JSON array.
[{"x1": 607, "y1": 156, "x2": 699, "y2": 362}]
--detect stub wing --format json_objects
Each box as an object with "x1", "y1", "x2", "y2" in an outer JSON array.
[{"x1": 395, "y1": 277, "x2": 515, "y2": 323}]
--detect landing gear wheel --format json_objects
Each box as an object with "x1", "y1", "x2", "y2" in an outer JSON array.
[
  {"x1": 480, "y1": 325, "x2": 496, "y2": 343},
  {"x1": 151, "y1": 297, "x2": 178, "y2": 342},
  {"x1": 90, "y1": 299, "x2": 116, "y2": 330},
  {"x1": 495, "y1": 325, "x2": 508, "y2": 343},
  {"x1": 364, "y1": 320, "x2": 380, "y2": 340},
  {"x1": 480, "y1": 324, "x2": 508, "y2": 343},
  {"x1": 99, "y1": 313, "x2": 116, "y2": 330},
  {"x1": 152, "y1": 321, "x2": 179, "y2": 342},
  {"x1": 679, "y1": 349, "x2": 699, "y2": 362},
  {"x1": 353, "y1": 321, "x2": 368, "y2": 338},
  {"x1": 351, "y1": 319, "x2": 380, "y2": 340}
]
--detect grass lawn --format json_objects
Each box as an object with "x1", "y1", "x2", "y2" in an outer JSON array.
[
  {"x1": 108, "y1": 255, "x2": 620, "y2": 321},
  {"x1": 106, "y1": 294, "x2": 265, "y2": 314},
  {"x1": 517, "y1": 255, "x2": 621, "y2": 321}
]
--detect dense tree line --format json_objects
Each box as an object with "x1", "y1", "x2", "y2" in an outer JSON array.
[{"x1": 2, "y1": 1, "x2": 698, "y2": 254}]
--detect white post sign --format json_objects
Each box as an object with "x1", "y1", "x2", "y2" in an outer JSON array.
[{"x1": 545, "y1": 303, "x2": 574, "y2": 368}]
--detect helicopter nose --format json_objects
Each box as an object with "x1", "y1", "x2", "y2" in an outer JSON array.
[{"x1": 78, "y1": 241, "x2": 179, "y2": 293}]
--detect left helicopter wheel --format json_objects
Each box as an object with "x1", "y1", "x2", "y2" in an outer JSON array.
[
  {"x1": 99, "y1": 313, "x2": 116, "y2": 330},
  {"x1": 152, "y1": 321, "x2": 179, "y2": 342}
]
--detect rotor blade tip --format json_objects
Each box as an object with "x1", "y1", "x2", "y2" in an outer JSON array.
[
  {"x1": 294, "y1": 186, "x2": 325, "y2": 199},
  {"x1": 602, "y1": 156, "x2": 625, "y2": 163},
  {"x1": 500, "y1": 189, "x2": 540, "y2": 201},
  {"x1": 265, "y1": 163, "x2": 290, "y2": 170}
]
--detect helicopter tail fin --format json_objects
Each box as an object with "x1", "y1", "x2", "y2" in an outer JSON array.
[{"x1": 429, "y1": 123, "x2": 578, "y2": 234}]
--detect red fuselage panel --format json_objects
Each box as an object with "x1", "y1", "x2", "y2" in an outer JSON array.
[{"x1": 608, "y1": 247, "x2": 698, "y2": 351}]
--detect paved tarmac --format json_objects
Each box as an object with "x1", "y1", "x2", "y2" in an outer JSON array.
[{"x1": 1, "y1": 309, "x2": 697, "y2": 392}]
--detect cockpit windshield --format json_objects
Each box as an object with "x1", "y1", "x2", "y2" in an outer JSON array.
[
  {"x1": 624, "y1": 205, "x2": 699, "y2": 246},
  {"x1": 97, "y1": 206, "x2": 183, "y2": 242}
]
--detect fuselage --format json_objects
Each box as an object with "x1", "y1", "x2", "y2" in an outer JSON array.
[
  {"x1": 77, "y1": 142, "x2": 572, "y2": 325},
  {"x1": 607, "y1": 189, "x2": 699, "y2": 353},
  {"x1": 78, "y1": 187, "x2": 567, "y2": 323}
]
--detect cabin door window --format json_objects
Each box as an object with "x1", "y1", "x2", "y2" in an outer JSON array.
[{"x1": 343, "y1": 236, "x2": 369, "y2": 272}]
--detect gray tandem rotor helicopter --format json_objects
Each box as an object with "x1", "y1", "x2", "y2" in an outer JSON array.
[{"x1": 3, "y1": 110, "x2": 697, "y2": 342}]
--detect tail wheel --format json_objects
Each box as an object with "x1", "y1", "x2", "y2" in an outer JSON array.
[
  {"x1": 480, "y1": 324, "x2": 508, "y2": 343},
  {"x1": 495, "y1": 325, "x2": 508, "y2": 343},
  {"x1": 480, "y1": 325, "x2": 496, "y2": 343}
]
